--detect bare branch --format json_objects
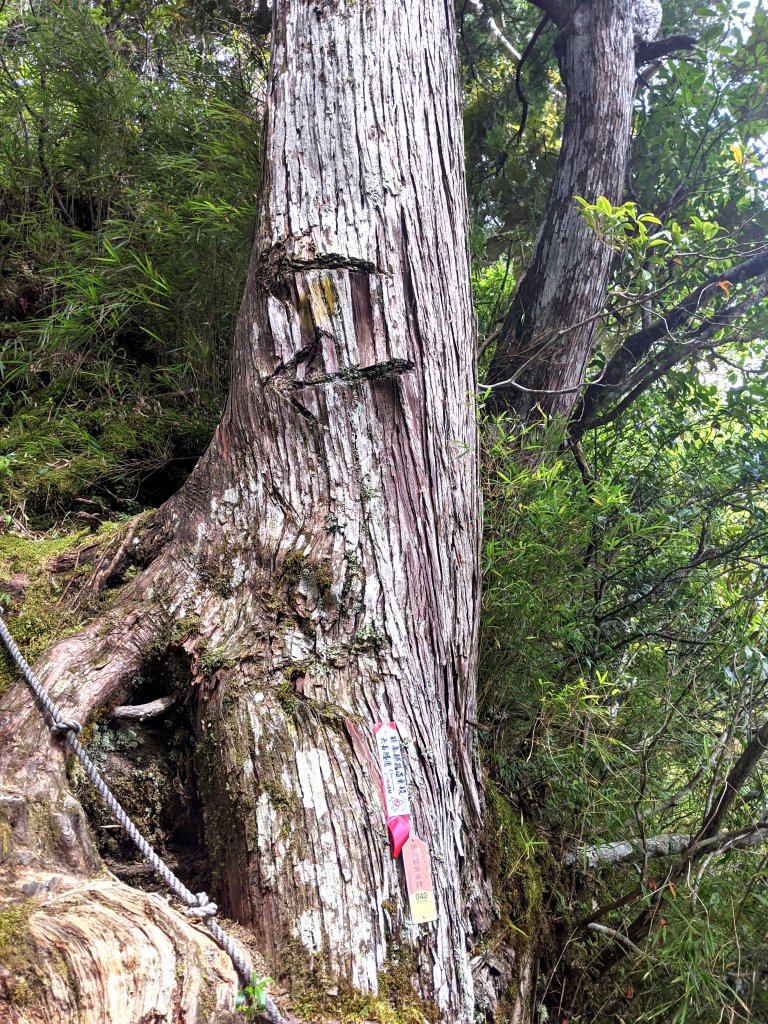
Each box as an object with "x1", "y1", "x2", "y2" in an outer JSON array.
[
  {"x1": 633, "y1": 729, "x2": 729, "y2": 823},
  {"x1": 467, "y1": 0, "x2": 522, "y2": 60},
  {"x1": 587, "y1": 922, "x2": 644, "y2": 957},
  {"x1": 566, "y1": 834, "x2": 693, "y2": 869},
  {"x1": 636, "y1": 34, "x2": 698, "y2": 66},
  {"x1": 111, "y1": 695, "x2": 177, "y2": 722},
  {"x1": 580, "y1": 279, "x2": 768, "y2": 435},
  {"x1": 573, "y1": 250, "x2": 768, "y2": 437},
  {"x1": 566, "y1": 824, "x2": 768, "y2": 871},
  {"x1": 515, "y1": 14, "x2": 550, "y2": 140},
  {"x1": 593, "y1": 725, "x2": 768, "y2": 968},
  {"x1": 687, "y1": 722, "x2": 768, "y2": 853}
]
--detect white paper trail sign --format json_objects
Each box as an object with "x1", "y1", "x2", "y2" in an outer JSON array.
[
  {"x1": 374, "y1": 721, "x2": 411, "y2": 817},
  {"x1": 374, "y1": 721, "x2": 411, "y2": 857}
]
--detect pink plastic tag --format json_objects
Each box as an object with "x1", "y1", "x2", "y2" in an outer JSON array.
[{"x1": 402, "y1": 836, "x2": 438, "y2": 923}]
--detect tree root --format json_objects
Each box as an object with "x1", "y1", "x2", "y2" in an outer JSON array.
[{"x1": 0, "y1": 869, "x2": 243, "y2": 1024}]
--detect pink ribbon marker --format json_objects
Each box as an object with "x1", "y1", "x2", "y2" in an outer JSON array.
[{"x1": 374, "y1": 722, "x2": 411, "y2": 857}]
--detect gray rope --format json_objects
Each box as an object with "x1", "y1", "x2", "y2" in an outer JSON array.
[{"x1": 0, "y1": 614, "x2": 283, "y2": 1024}]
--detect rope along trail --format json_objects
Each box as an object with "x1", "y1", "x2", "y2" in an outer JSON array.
[{"x1": 0, "y1": 614, "x2": 283, "y2": 1024}]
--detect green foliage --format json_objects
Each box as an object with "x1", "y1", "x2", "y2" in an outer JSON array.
[
  {"x1": 480, "y1": 380, "x2": 768, "y2": 1019},
  {"x1": 459, "y1": 1, "x2": 563, "y2": 264},
  {"x1": 473, "y1": 256, "x2": 516, "y2": 359},
  {"x1": 0, "y1": 0, "x2": 262, "y2": 525},
  {"x1": 0, "y1": 524, "x2": 103, "y2": 693},
  {"x1": 236, "y1": 974, "x2": 274, "y2": 1018},
  {"x1": 574, "y1": 196, "x2": 668, "y2": 256},
  {"x1": 0, "y1": 1, "x2": 765, "y2": 1022}
]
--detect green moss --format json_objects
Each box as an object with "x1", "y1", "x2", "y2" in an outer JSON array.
[
  {"x1": 286, "y1": 909, "x2": 433, "y2": 1024},
  {"x1": 280, "y1": 551, "x2": 307, "y2": 585},
  {"x1": 0, "y1": 821, "x2": 11, "y2": 863},
  {"x1": 354, "y1": 622, "x2": 386, "y2": 651},
  {"x1": 313, "y1": 562, "x2": 334, "y2": 592},
  {"x1": 11, "y1": 974, "x2": 30, "y2": 1006},
  {"x1": 292, "y1": 948, "x2": 432, "y2": 1024},
  {"x1": 200, "y1": 643, "x2": 234, "y2": 676},
  {"x1": 0, "y1": 522, "x2": 131, "y2": 695},
  {"x1": 0, "y1": 901, "x2": 39, "y2": 1004},
  {"x1": 378, "y1": 944, "x2": 436, "y2": 1024},
  {"x1": 136, "y1": 600, "x2": 198, "y2": 664},
  {"x1": 276, "y1": 677, "x2": 298, "y2": 716},
  {"x1": 194, "y1": 687, "x2": 261, "y2": 882},
  {"x1": 280, "y1": 550, "x2": 334, "y2": 594},
  {"x1": 48, "y1": 946, "x2": 73, "y2": 988},
  {"x1": 25, "y1": 798, "x2": 59, "y2": 854},
  {"x1": 193, "y1": 980, "x2": 219, "y2": 1024},
  {"x1": 171, "y1": 614, "x2": 201, "y2": 643},
  {"x1": 483, "y1": 781, "x2": 549, "y2": 963},
  {"x1": 292, "y1": 696, "x2": 362, "y2": 729},
  {"x1": 71, "y1": 729, "x2": 168, "y2": 856},
  {"x1": 293, "y1": 989, "x2": 428, "y2": 1024},
  {"x1": 0, "y1": 395, "x2": 217, "y2": 528},
  {"x1": 0, "y1": 904, "x2": 29, "y2": 954},
  {"x1": 262, "y1": 775, "x2": 293, "y2": 813}
]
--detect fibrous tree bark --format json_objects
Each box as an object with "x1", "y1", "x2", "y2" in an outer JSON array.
[
  {"x1": 485, "y1": 0, "x2": 701, "y2": 431},
  {"x1": 486, "y1": 0, "x2": 637, "y2": 425},
  {"x1": 0, "y1": 2, "x2": 495, "y2": 1022}
]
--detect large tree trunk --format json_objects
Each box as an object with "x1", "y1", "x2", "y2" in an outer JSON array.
[
  {"x1": 0, "y1": 2, "x2": 496, "y2": 1022},
  {"x1": 486, "y1": 0, "x2": 636, "y2": 425}
]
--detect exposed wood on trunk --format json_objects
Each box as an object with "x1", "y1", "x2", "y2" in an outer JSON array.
[{"x1": 0, "y1": 870, "x2": 243, "y2": 1023}]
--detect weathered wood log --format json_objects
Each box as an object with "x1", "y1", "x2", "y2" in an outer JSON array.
[
  {"x1": 0, "y1": 869, "x2": 244, "y2": 1023},
  {"x1": 111, "y1": 695, "x2": 176, "y2": 721}
]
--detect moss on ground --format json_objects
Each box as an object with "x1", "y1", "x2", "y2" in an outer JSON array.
[
  {"x1": 0, "y1": 399, "x2": 216, "y2": 528},
  {"x1": 288, "y1": 918, "x2": 435, "y2": 1024},
  {"x1": 0, "y1": 903, "x2": 29, "y2": 954},
  {"x1": 0, "y1": 528, "x2": 90, "y2": 695},
  {"x1": 290, "y1": 951, "x2": 432, "y2": 1024},
  {"x1": 292, "y1": 990, "x2": 428, "y2": 1024}
]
